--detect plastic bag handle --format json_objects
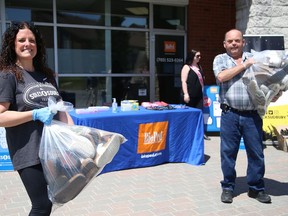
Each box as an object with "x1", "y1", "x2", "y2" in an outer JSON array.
[{"x1": 48, "y1": 96, "x2": 74, "y2": 114}]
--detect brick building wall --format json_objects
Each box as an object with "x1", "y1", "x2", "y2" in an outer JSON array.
[{"x1": 187, "y1": 0, "x2": 236, "y2": 85}]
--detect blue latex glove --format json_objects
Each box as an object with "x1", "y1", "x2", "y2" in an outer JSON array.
[{"x1": 32, "y1": 107, "x2": 55, "y2": 125}]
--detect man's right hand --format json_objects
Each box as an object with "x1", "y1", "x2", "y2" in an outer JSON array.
[{"x1": 243, "y1": 57, "x2": 255, "y2": 69}]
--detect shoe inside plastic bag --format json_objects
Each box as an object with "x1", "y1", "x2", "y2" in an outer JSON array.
[
  {"x1": 39, "y1": 98, "x2": 127, "y2": 206},
  {"x1": 39, "y1": 121, "x2": 127, "y2": 206},
  {"x1": 242, "y1": 50, "x2": 288, "y2": 117}
]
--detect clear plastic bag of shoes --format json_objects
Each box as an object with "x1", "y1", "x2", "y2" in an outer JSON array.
[
  {"x1": 38, "y1": 97, "x2": 127, "y2": 206},
  {"x1": 39, "y1": 120, "x2": 127, "y2": 206},
  {"x1": 242, "y1": 50, "x2": 288, "y2": 116}
]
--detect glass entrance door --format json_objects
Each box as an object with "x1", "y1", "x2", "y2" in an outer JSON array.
[{"x1": 153, "y1": 34, "x2": 185, "y2": 104}]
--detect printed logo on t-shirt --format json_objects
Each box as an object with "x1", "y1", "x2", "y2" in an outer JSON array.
[{"x1": 23, "y1": 82, "x2": 60, "y2": 108}]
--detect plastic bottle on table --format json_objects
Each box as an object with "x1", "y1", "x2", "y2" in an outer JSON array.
[{"x1": 112, "y1": 98, "x2": 117, "y2": 113}]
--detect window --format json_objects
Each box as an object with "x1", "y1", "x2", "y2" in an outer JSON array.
[
  {"x1": 37, "y1": 26, "x2": 55, "y2": 70},
  {"x1": 56, "y1": 0, "x2": 105, "y2": 25},
  {"x1": 5, "y1": 0, "x2": 53, "y2": 23},
  {"x1": 111, "y1": 0, "x2": 149, "y2": 28},
  {"x1": 57, "y1": 27, "x2": 105, "y2": 74},
  {"x1": 111, "y1": 30, "x2": 149, "y2": 74},
  {"x1": 59, "y1": 77, "x2": 107, "y2": 107},
  {"x1": 1, "y1": 0, "x2": 187, "y2": 107},
  {"x1": 154, "y1": 5, "x2": 185, "y2": 30}
]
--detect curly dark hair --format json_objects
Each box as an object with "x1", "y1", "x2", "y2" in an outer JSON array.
[{"x1": 0, "y1": 21, "x2": 55, "y2": 84}]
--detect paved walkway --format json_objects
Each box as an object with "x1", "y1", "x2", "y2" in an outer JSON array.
[{"x1": 1, "y1": 135, "x2": 288, "y2": 216}]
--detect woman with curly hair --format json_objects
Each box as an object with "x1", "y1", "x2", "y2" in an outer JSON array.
[{"x1": 0, "y1": 21, "x2": 73, "y2": 215}]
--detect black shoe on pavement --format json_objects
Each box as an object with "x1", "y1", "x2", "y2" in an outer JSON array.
[
  {"x1": 204, "y1": 134, "x2": 211, "y2": 140},
  {"x1": 221, "y1": 189, "x2": 233, "y2": 203},
  {"x1": 248, "y1": 189, "x2": 271, "y2": 203}
]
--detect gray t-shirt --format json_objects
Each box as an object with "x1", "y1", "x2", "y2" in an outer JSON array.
[{"x1": 0, "y1": 69, "x2": 61, "y2": 170}]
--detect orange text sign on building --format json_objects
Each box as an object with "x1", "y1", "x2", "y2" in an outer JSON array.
[{"x1": 137, "y1": 121, "x2": 168, "y2": 154}]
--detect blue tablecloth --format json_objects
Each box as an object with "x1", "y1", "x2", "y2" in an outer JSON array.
[{"x1": 69, "y1": 106, "x2": 204, "y2": 174}]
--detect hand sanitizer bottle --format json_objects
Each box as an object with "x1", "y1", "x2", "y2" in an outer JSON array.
[{"x1": 112, "y1": 98, "x2": 117, "y2": 113}]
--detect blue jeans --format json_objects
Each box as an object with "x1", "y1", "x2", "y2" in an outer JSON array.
[{"x1": 220, "y1": 109, "x2": 265, "y2": 191}]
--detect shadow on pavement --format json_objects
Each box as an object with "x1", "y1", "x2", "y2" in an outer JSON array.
[
  {"x1": 234, "y1": 176, "x2": 288, "y2": 197},
  {"x1": 204, "y1": 154, "x2": 211, "y2": 163}
]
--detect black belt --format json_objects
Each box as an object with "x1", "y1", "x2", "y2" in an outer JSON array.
[{"x1": 220, "y1": 104, "x2": 257, "y2": 114}]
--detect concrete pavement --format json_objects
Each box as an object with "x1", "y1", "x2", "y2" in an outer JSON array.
[{"x1": 1, "y1": 135, "x2": 288, "y2": 216}]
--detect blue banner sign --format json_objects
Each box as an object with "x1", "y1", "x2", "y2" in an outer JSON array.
[{"x1": 0, "y1": 127, "x2": 13, "y2": 171}]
